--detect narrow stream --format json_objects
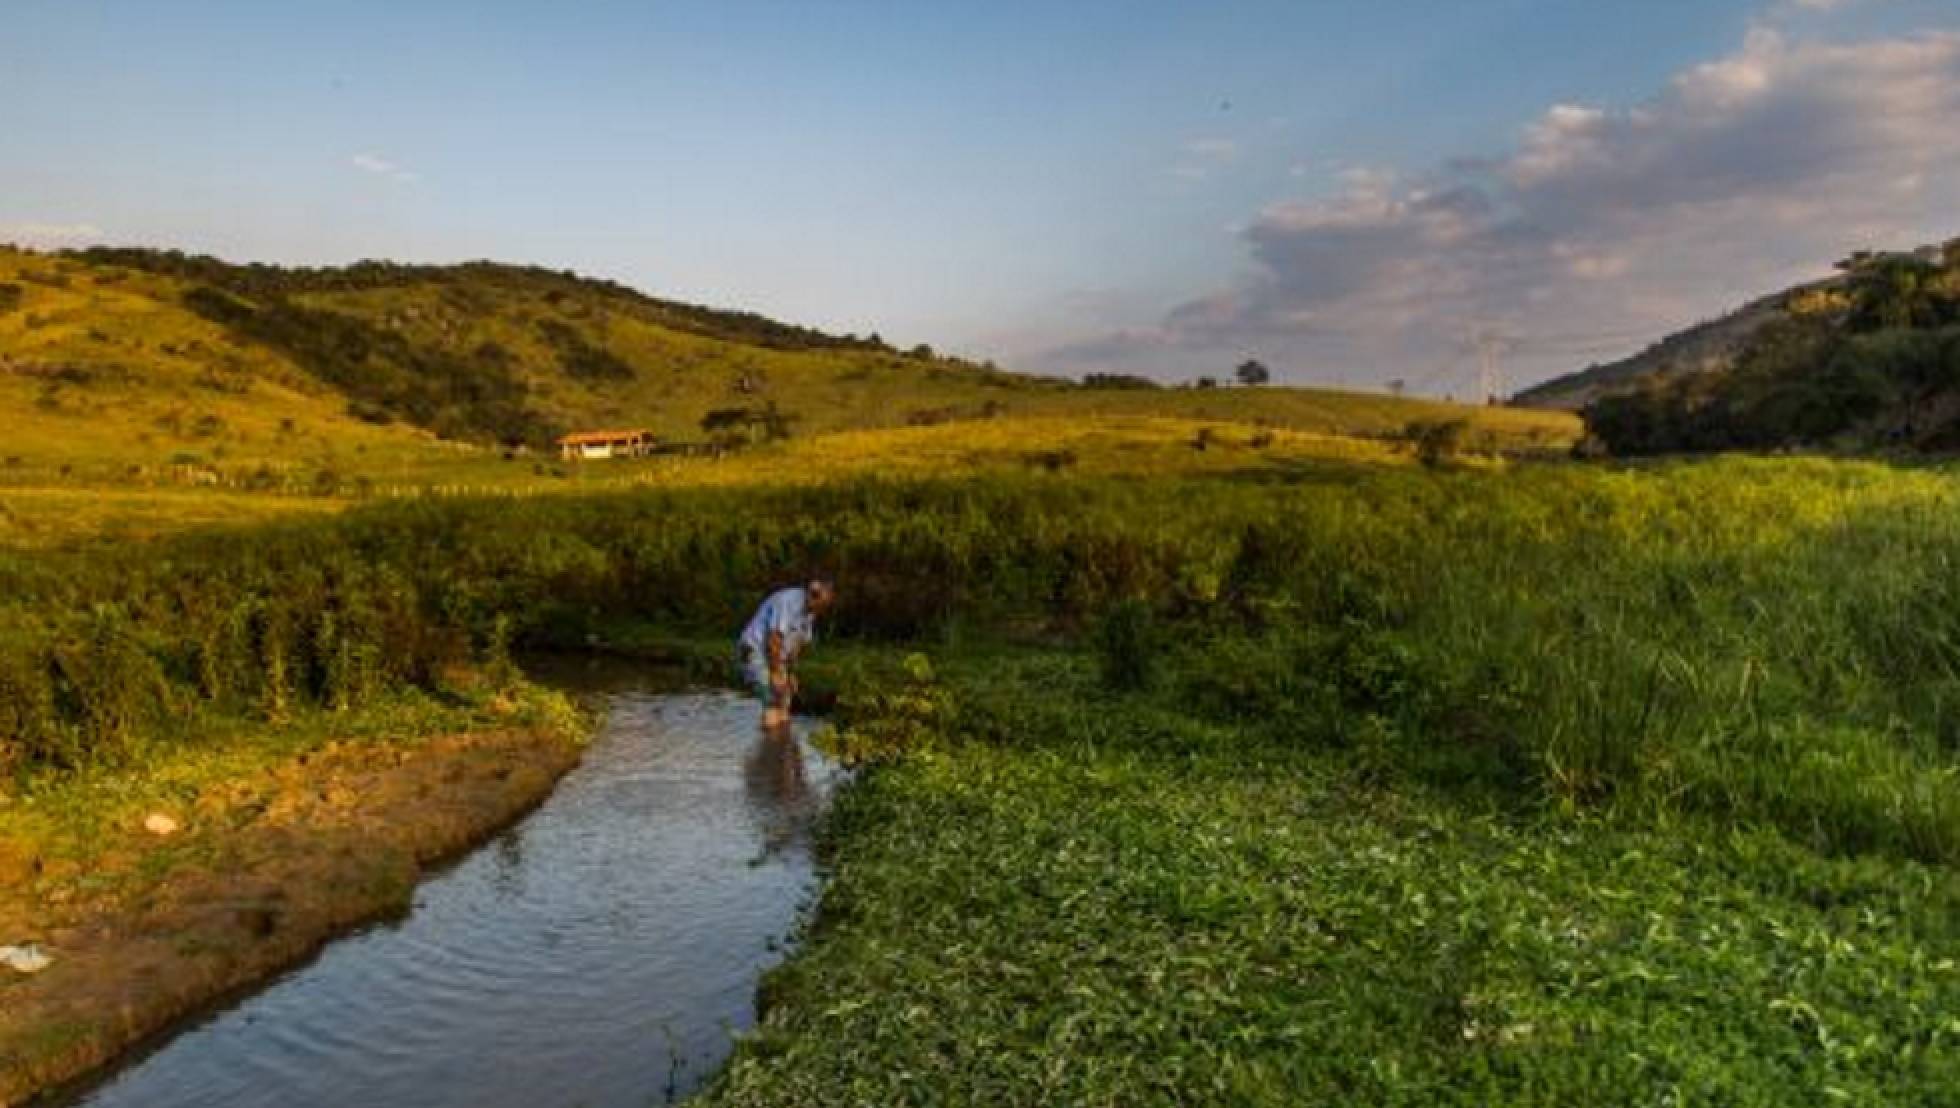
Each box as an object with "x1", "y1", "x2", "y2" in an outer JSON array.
[{"x1": 62, "y1": 659, "x2": 840, "y2": 1108}]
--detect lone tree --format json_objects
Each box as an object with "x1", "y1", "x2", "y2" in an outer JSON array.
[
  {"x1": 701, "y1": 401, "x2": 796, "y2": 449},
  {"x1": 1235, "y1": 358, "x2": 1272, "y2": 386}
]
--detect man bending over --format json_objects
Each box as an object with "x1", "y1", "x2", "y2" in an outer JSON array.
[{"x1": 738, "y1": 577, "x2": 836, "y2": 730}]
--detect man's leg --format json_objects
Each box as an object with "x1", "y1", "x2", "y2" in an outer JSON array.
[
  {"x1": 744, "y1": 650, "x2": 791, "y2": 730},
  {"x1": 740, "y1": 646, "x2": 780, "y2": 723}
]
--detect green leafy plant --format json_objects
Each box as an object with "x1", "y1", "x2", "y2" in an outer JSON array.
[{"x1": 816, "y1": 653, "x2": 950, "y2": 767}]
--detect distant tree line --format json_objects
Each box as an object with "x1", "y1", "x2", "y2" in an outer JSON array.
[
  {"x1": 68, "y1": 247, "x2": 902, "y2": 357},
  {"x1": 1081, "y1": 358, "x2": 1275, "y2": 391},
  {"x1": 1081, "y1": 373, "x2": 1162, "y2": 390}
]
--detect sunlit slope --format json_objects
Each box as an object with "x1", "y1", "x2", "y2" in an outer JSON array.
[
  {"x1": 0, "y1": 249, "x2": 446, "y2": 479},
  {"x1": 0, "y1": 413, "x2": 1567, "y2": 549},
  {"x1": 56, "y1": 247, "x2": 1063, "y2": 446},
  {"x1": 280, "y1": 274, "x2": 1581, "y2": 445},
  {"x1": 290, "y1": 277, "x2": 1049, "y2": 440},
  {"x1": 2, "y1": 246, "x2": 1580, "y2": 481}
]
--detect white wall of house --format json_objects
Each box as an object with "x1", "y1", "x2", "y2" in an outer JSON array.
[{"x1": 560, "y1": 434, "x2": 649, "y2": 459}]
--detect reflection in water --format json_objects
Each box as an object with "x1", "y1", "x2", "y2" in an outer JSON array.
[
  {"x1": 62, "y1": 686, "x2": 841, "y2": 1108},
  {"x1": 744, "y1": 731, "x2": 815, "y2": 858},
  {"x1": 489, "y1": 831, "x2": 527, "y2": 899}
]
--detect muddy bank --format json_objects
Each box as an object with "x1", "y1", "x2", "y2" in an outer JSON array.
[
  {"x1": 0, "y1": 727, "x2": 582, "y2": 1107},
  {"x1": 61, "y1": 687, "x2": 841, "y2": 1108}
]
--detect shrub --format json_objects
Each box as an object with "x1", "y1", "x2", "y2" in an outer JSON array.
[
  {"x1": 817, "y1": 653, "x2": 949, "y2": 766},
  {"x1": 1081, "y1": 373, "x2": 1160, "y2": 390},
  {"x1": 348, "y1": 400, "x2": 396, "y2": 425},
  {"x1": 536, "y1": 318, "x2": 635, "y2": 381},
  {"x1": 1094, "y1": 599, "x2": 1157, "y2": 691},
  {"x1": 1407, "y1": 419, "x2": 1472, "y2": 467},
  {"x1": 1023, "y1": 449, "x2": 1076, "y2": 472}
]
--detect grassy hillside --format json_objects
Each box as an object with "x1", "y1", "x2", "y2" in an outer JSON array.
[
  {"x1": 0, "y1": 249, "x2": 447, "y2": 484},
  {"x1": 1535, "y1": 239, "x2": 1960, "y2": 455},
  {"x1": 0, "y1": 245, "x2": 1578, "y2": 502},
  {"x1": 1516, "y1": 289, "x2": 1793, "y2": 411},
  {"x1": 55, "y1": 246, "x2": 1065, "y2": 447}
]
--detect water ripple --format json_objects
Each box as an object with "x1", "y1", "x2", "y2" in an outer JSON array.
[{"x1": 63, "y1": 683, "x2": 839, "y2": 1108}]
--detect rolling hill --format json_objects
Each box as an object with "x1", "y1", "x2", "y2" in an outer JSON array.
[
  {"x1": 1520, "y1": 239, "x2": 1960, "y2": 455},
  {"x1": 1514, "y1": 289, "x2": 1796, "y2": 411},
  {"x1": 1, "y1": 245, "x2": 1579, "y2": 489}
]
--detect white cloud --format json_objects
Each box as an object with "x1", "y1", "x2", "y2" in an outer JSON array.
[
  {"x1": 350, "y1": 152, "x2": 419, "y2": 183},
  {"x1": 1044, "y1": 28, "x2": 1960, "y2": 389},
  {"x1": 1760, "y1": 0, "x2": 1879, "y2": 26},
  {"x1": 0, "y1": 221, "x2": 105, "y2": 246},
  {"x1": 1165, "y1": 136, "x2": 1242, "y2": 182},
  {"x1": 1183, "y1": 137, "x2": 1239, "y2": 160}
]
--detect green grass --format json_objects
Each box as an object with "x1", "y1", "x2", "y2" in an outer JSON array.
[
  {"x1": 703, "y1": 651, "x2": 1960, "y2": 1106},
  {"x1": 2, "y1": 426, "x2": 1957, "y2": 1100},
  {"x1": 16, "y1": 240, "x2": 1957, "y2": 1102},
  {"x1": 0, "y1": 679, "x2": 580, "y2": 895},
  {"x1": 0, "y1": 402, "x2": 1566, "y2": 548},
  {"x1": 7, "y1": 455, "x2": 1959, "y2": 849},
  {"x1": 0, "y1": 487, "x2": 344, "y2": 548}
]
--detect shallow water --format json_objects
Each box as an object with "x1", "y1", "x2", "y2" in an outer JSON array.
[{"x1": 62, "y1": 663, "x2": 839, "y2": 1108}]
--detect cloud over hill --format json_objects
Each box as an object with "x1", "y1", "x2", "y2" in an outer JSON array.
[{"x1": 1044, "y1": 26, "x2": 1960, "y2": 392}]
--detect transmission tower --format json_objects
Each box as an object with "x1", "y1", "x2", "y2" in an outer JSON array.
[{"x1": 1475, "y1": 329, "x2": 1507, "y2": 406}]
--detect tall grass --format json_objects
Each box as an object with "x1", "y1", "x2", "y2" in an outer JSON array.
[{"x1": 3, "y1": 455, "x2": 1956, "y2": 861}]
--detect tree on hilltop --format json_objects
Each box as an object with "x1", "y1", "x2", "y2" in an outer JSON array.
[{"x1": 1235, "y1": 359, "x2": 1271, "y2": 386}]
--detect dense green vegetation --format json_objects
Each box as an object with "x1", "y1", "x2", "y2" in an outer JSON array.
[
  {"x1": 1588, "y1": 241, "x2": 1960, "y2": 454},
  {"x1": 7, "y1": 457, "x2": 1958, "y2": 860},
  {"x1": 4, "y1": 433, "x2": 1956, "y2": 1099},
  {"x1": 706, "y1": 654, "x2": 1958, "y2": 1105}
]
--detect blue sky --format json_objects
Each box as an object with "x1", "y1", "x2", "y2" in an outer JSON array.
[{"x1": 5, "y1": 1, "x2": 1957, "y2": 391}]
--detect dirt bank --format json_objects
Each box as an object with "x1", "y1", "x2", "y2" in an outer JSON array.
[{"x1": 0, "y1": 727, "x2": 582, "y2": 1106}]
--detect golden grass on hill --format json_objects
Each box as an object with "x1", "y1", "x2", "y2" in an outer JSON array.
[
  {"x1": 0, "y1": 410, "x2": 1580, "y2": 547},
  {"x1": 2, "y1": 245, "x2": 1578, "y2": 479},
  {"x1": 1, "y1": 244, "x2": 1581, "y2": 547},
  {"x1": 572, "y1": 416, "x2": 1412, "y2": 491},
  {"x1": 0, "y1": 251, "x2": 442, "y2": 481},
  {"x1": 0, "y1": 487, "x2": 344, "y2": 548}
]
